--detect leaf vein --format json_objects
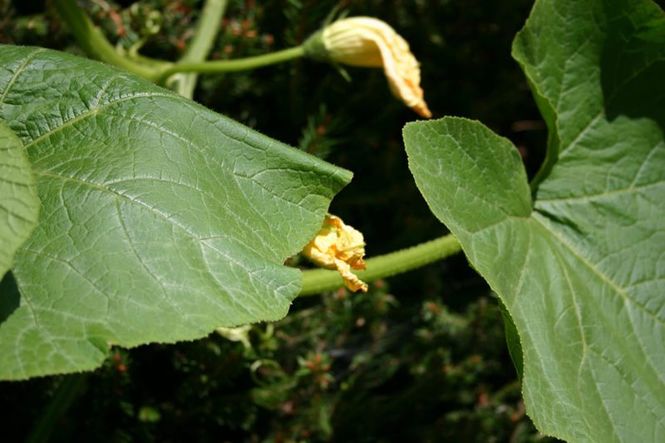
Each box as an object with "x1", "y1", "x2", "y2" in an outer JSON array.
[
  {"x1": 22, "y1": 92, "x2": 175, "y2": 150},
  {"x1": 0, "y1": 48, "x2": 45, "y2": 105},
  {"x1": 532, "y1": 214, "x2": 664, "y2": 325}
]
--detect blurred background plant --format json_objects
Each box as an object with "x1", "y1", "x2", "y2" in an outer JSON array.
[{"x1": 0, "y1": 0, "x2": 557, "y2": 441}]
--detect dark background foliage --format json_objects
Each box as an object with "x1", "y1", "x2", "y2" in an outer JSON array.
[{"x1": 1, "y1": 0, "x2": 558, "y2": 441}]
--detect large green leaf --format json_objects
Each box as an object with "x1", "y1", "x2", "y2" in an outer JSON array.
[
  {"x1": 404, "y1": 0, "x2": 665, "y2": 441},
  {"x1": 0, "y1": 121, "x2": 39, "y2": 278},
  {"x1": 0, "y1": 46, "x2": 351, "y2": 380}
]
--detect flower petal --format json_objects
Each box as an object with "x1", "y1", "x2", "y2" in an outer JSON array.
[
  {"x1": 302, "y1": 214, "x2": 368, "y2": 292},
  {"x1": 320, "y1": 17, "x2": 432, "y2": 118}
]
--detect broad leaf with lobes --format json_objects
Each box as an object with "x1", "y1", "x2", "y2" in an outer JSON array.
[
  {"x1": 0, "y1": 45, "x2": 351, "y2": 380},
  {"x1": 405, "y1": 0, "x2": 665, "y2": 441}
]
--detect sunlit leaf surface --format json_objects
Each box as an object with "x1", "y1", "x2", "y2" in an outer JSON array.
[
  {"x1": 0, "y1": 120, "x2": 39, "y2": 278},
  {"x1": 0, "y1": 46, "x2": 351, "y2": 380},
  {"x1": 404, "y1": 0, "x2": 665, "y2": 440}
]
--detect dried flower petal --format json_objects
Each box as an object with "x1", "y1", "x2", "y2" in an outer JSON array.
[{"x1": 303, "y1": 214, "x2": 368, "y2": 292}]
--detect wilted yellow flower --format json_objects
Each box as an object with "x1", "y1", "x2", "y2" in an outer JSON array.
[
  {"x1": 303, "y1": 214, "x2": 368, "y2": 292},
  {"x1": 304, "y1": 17, "x2": 432, "y2": 118}
]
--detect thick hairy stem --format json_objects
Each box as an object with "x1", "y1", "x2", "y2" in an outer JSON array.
[{"x1": 299, "y1": 234, "x2": 462, "y2": 296}]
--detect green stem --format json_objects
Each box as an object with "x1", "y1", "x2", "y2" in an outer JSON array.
[
  {"x1": 128, "y1": 51, "x2": 169, "y2": 68},
  {"x1": 157, "y1": 46, "x2": 306, "y2": 82},
  {"x1": 54, "y1": 0, "x2": 166, "y2": 80},
  {"x1": 26, "y1": 374, "x2": 87, "y2": 443},
  {"x1": 171, "y1": 0, "x2": 228, "y2": 98},
  {"x1": 299, "y1": 234, "x2": 462, "y2": 296},
  {"x1": 181, "y1": 0, "x2": 227, "y2": 63}
]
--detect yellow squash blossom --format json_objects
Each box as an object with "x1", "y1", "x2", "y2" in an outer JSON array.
[
  {"x1": 304, "y1": 17, "x2": 432, "y2": 118},
  {"x1": 303, "y1": 214, "x2": 368, "y2": 292}
]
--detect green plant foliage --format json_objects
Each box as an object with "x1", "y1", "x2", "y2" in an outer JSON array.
[
  {"x1": 0, "y1": 45, "x2": 351, "y2": 381},
  {"x1": 404, "y1": 0, "x2": 665, "y2": 441},
  {"x1": 4, "y1": 283, "x2": 546, "y2": 442},
  {"x1": 0, "y1": 121, "x2": 39, "y2": 277}
]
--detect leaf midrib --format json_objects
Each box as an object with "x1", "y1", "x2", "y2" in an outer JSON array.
[
  {"x1": 536, "y1": 179, "x2": 664, "y2": 204},
  {"x1": 20, "y1": 92, "x2": 305, "y2": 261},
  {"x1": 531, "y1": 212, "x2": 663, "y2": 326},
  {"x1": 34, "y1": 169, "x2": 284, "y2": 303},
  {"x1": 22, "y1": 92, "x2": 175, "y2": 150},
  {"x1": 0, "y1": 47, "x2": 45, "y2": 105}
]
